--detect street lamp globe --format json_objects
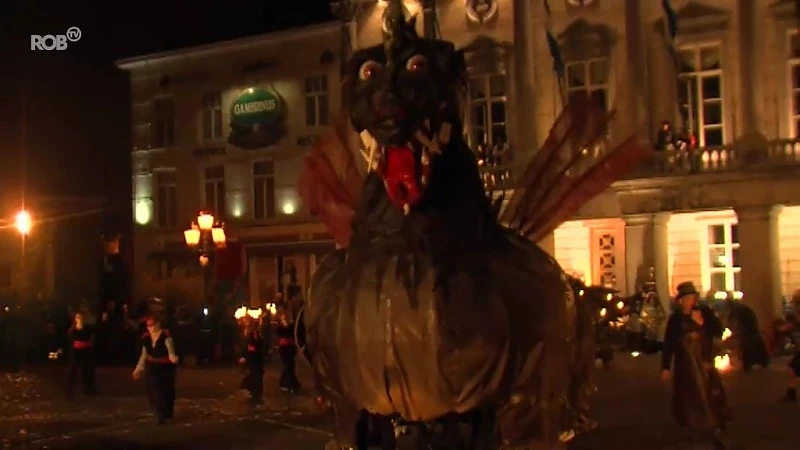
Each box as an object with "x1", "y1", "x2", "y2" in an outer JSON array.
[
  {"x1": 211, "y1": 227, "x2": 226, "y2": 245},
  {"x1": 183, "y1": 226, "x2": 201, "y2": 246},
  {"x1": 15, "y1": 210, "x2": 32, "y2": 235},
  {"x1": 197, "y1": 212, "x2": 215, "y2": 231}
]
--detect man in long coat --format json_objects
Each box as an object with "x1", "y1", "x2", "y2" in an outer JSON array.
[{"x1": 662, "y1": 282, "x2": 730, "y2": 449}]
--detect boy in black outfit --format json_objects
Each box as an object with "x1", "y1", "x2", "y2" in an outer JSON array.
[
  {"x1": 66, "y1": 312, "x2": 96, "y2": 399},
  {"x1": 239, "y1": 321, "x2": 264, "y2": 404},
  {"x1": 276, "y1": 309, "x2": 301, "y2": 393}
]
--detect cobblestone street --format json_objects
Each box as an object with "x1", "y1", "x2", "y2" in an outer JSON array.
[{"x1": 1, "y1": 355, "x2": 799, "y2": 449}]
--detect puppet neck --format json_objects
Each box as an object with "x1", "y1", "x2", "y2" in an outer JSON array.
[{"x1": 349, "y1": 137, "x2": 495, "y2": 260}]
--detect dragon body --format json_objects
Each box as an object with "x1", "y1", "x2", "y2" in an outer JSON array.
[{"x1": 298, "y1": 3, "x2": 651, "y2": 448}]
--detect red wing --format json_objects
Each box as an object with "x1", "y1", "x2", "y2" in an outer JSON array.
[
  {"x1": 524, "y1": 135, "x2": 652, "y2": 243},
  {"x1": 297, "y1": 113, "x2": 365, "y2": 248},
  {"x1": 501, "y1": 93, "x2": 653, "y2": 242}
]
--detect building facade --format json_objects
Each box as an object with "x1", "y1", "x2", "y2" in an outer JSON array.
[
  {"x1": 117, "y1": 23, "x2": 342, "y2": 308},
  {"x1": 119, "y1": 1, "x2": 800, "y2": 331},
  {"x1": 349, "y1": 0, "x2": 800, "y2": 330}
]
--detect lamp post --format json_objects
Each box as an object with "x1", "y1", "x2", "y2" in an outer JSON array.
[
  {"x1": 183, "y1": 211, "x2": 226, "y2": 320},
  {"x1": 14, "y1": 210, "x2": 32, "y2": 304}
]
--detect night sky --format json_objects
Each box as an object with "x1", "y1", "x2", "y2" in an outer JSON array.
[{"x1": 0, "y1": 0, "x2": 335, "y2": 231}]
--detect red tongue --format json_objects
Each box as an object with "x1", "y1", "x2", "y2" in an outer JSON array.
[{"x1": 381, "y1": 146, "x2": 421, "y2": 209}]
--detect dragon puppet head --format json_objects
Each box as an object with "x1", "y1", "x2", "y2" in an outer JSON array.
[{"x1": 345, "y1": 0, "x2": 466, "y2": 214}]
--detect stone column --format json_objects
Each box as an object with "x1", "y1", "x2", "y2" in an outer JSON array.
[
  {"x1": 623, "y1": 213, "x2": 670, "y2": 307},
  {"x1": 623, "y1": 0, "x2": 650, "y2": 137},
  {"x1": 735, "y1": 205, "x2": 783, "y2": 332},
  {"x1": 512, "y1": 0, "x2": 538, "y2": 160},
  {"x1": 737, "y1": 0, "x2": 758, "y2": 135}
]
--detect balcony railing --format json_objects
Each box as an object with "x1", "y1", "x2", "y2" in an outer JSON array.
[
  {"x1": 624, "y1": 138, "x2": 800, "y2": 178},
  {"x1": 479, "y1": 138, "x2": 800, "y2": 191}
]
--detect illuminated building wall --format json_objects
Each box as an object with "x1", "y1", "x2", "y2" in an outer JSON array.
[{"x1": 117, "y1": 23, "x2": 342, "y2": 306}]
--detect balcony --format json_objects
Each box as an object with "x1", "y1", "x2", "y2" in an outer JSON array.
[{"x1": 479, "y1": 138, "x2": 800, "y2": 192}]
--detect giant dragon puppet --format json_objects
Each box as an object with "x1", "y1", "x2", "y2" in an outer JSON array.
[{"x1": 297, "y1": 2, "x2": 651, "y2": 448}]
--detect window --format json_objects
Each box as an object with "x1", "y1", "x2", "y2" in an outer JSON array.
[
  {"x1": 153, "y1": 97, "x2": 175, "y2": 148},
  {"x1": 677, "y1": 45, "x2": 724, "y2": 147},
  {"x1": 204, "y1": 165, "x2": 226, "y2": 217},
  {"x1": 565, "y1": 58, "x2": 610, "y2": 110},
  {"x1": 468, "y1": 73, "x2": 508, "y2": 160},
  {"x1": 788, "y1": 32, "x2": 800, "y2": 137},
  {"x1": 156, "y1": 171, "x2": 178, "y2": 228},
  {"x1": 201, "y1": 92, "x2": 223, "y2": 140},
  {"x1": 305, "y1": 75, "x2": 329, "y2": 127},
  {"x1": 705, "y1": 222, "x2": 740, "y2": 292},
  {"x1": 253, "y1": 161, "x2": 276, "y2": 220}
]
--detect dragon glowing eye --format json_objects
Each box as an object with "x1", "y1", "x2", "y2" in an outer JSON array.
[
  {"x1": 358, "y1": 60, "x2": 382, "y2": 81},
  {"x1": 406, "y1": 54, "x2": 426, "y2": 72}
]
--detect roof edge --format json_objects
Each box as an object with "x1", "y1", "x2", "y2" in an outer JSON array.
[{"x1": 115, "y1": 21, "x2": 341, "y2": 71}]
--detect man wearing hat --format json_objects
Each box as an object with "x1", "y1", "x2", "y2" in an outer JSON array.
[{"x1": 661, "y1": 282, "x2": 730, "y2": 449}]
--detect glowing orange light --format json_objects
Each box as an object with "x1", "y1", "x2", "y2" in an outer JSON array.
[
  {"x1": 715, "y1": 354, "x2": 732, "y2": 372},
  {"x1": 15, "y1": 210, "x2": 32, "y2": 235},
  {"x1": 197, "y1": 212, "x2": 214, "y2": 231}
]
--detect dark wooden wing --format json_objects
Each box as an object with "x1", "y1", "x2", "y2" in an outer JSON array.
[{"x1": 500, "y1": 93, "x2": 653, "y2": 243}]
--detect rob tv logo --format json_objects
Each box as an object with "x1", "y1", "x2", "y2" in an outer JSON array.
[{"x1": 30, "y1": 27, "x2": 82, "y2": 51}]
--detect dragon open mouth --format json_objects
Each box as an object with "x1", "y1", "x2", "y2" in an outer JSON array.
[
  {"x1": 381, "y1": 145, "x2": 423, "y2": 211},
  {"x1": 360, "y1": 123, "x2": 451, "y2": 214}
]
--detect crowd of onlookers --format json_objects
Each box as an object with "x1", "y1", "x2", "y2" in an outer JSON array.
[{"x1": 0, "y1": 291, "x2": 306, "y2": 372}]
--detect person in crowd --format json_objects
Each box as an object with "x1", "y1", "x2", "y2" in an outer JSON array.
[
  {"x1": 0, "y1": 303, "x2": 22, "y2": 372},
  {"x1": 66, "y1": 312, "x2": 96, "y2": 399},
  {"x1": 239, "y1": 319, "x2": 265, "y2": 405},
  {"x1": 95, "y1": 303, "x2": 111, "y2": 365},
  {"x1": 132, "y1": 316, "x2": 179, "y2": 424},
  {"x1": 661, "y1": 282, "x2": 730, "y2": 449},
  {"x1": 723, "y1": 296, "x2": 768, "y2": 371},
  {"x1": 120, "y1": 304, "x2": 139, "y2": 364},
  {"x1": 775, "y1": 296, "x2": 800, "y2": 402},
  {"x1": 625, "y1": 293, "x2": 645, "y2": 352},
  {"x1": 276, "y1": 308, "x2": 301, "y2": 393},
  {"x1": 655, "y1": 120, "x2": 680, "y2": 151}
]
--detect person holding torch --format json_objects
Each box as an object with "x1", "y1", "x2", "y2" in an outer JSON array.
[
  {"x1": 238, "y1": 309, "x2": 265, "y2": 405},
  {"x1": 132, "y1": 316, "x2": 179, "y2": 424}
]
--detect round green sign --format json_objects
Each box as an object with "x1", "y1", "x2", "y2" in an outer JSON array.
[{"x1": 230, "y1": 87, "x2": 281, "y2": 129}]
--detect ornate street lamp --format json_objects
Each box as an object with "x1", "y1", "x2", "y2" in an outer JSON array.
[{"x1": 184, "y1": 211, "x2": 226, "y2": 319}]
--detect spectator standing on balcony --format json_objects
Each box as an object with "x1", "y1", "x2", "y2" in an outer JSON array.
[
  {"x1": 66, "y1": 312, "x2": 96, "y2": 399},
  {"x1": 655, "y1": 120, "x2": 679, "y2": 151},
  {"x1": 661, "y1": 282, "x2": 730, "y2": 449}
]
